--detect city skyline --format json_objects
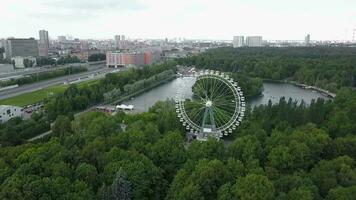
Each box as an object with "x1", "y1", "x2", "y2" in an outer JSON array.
[{"x1": 1, "y1": 0, "x2": 356, "y2": 41}]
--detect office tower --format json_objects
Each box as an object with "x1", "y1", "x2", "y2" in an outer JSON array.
[
  {"x1": 114, "y1": 35, "x2": 121, "y2": 49},
  {"x1": 38, "y1": 30, "x2": 49, "y2": 57},
  {"x1": 4, "y1": 38, "x2": 39, "y2": 59},
  {"x1": 305, "y1": 34, "x2": 311, "y2": 45},
  {"x1": 245, "y1": 36, "x2": 263, "y2": 47},
  {"x1": 0, "y1": 39, "x2": 5, "y2": 48},
  {"x1": 58, "y1": 36, "x2": 66, "y2": 42},
  {"x1": 114, "y1": 35, "x2": 127, "y2": 50},
  {"x1": 233, "y1": 36, "x2": 244, "y2": 47}
]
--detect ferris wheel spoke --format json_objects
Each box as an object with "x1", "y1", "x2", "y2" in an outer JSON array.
[
  {"x1": 214, "y1": 104, "x2": 234, "y2": 118},
  {"x1": 185, "y1": 104, "x2": 205, "y2": 116},
  {"x1": 213, "y1": 109, "x2": 226, "y2": 129},
  {"x1": 210, "y1": 76, "x2": 218, "y2": 100},
  {"x1": 210, "y1": 78, "x2": 218, "y2": 100},
  {"x1": 212, "y1": 86, "x2": 231, "y2": 103},
  {"x1": 213, "y1": 106, "x2": 231, "y2": 128},
  {"x1": 186, "y1": 105, "x2": 205, "y2": 125},
  {"x1": 212, "y1": 84, "x2": 233, "y2": 102},
  {"x1": 202, "y1": 77, "x2": 209, "y2": 97},
  {"x1": 214, "y1": 105, "x2": 236, "y2": 123},
  {"x1": 213, "y1": 91, "x2": 235, "y2": 104},
  {"x1": 187, "y1": 99, "x2": 205, "y2": 107},
  {"x1": 213, "y1": 98, "x2": 236, "y2": 107},
  {"x1": 190, "y1": 106, "x2": 204, "y2": 120},
  {"x1": 195, "y1": 79, "x2": 209, "y2": 100},
  {"x1": 215, "y1": 102, "x2": 236, "y2": 112},
  {"x1": 192, "y1": 85, "x2": 207, "y2": 102},
  {"x1": 211, "y1": 79, "x2": 225, "y2": 100}
]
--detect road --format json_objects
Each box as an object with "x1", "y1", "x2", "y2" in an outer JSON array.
[
  {"x1": 27, "y1": 130, "x2": 52, "y2": 142},
  {"x1": 0, "y1": 64, "x2": 113, "y2": 100},
  {"x1": 0, "y1": 62, "x2": 105, "y2": 80}
]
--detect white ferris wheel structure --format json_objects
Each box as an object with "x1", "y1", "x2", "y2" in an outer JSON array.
[{"x1": 175, "y1": 70, "x2": 245, "y2": 141}]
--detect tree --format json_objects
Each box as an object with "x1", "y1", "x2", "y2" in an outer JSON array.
[
  {"x1": 311, "y1": 156, "x2": 356, "y2": 197},
  {"x1": 228, "y1": 135, "x2": 263, "y2": 163},
  {"x1": 287, "y1": 187, "x2": 315, "y2": 200},
  {"x1": 326, "y1": 186, "x2": 356, "y2": 200},
  {"x1": 167, "y1": 159, "x2": 229, "y2": 200},
  {"x1": 23, "y1": 58, "x2": 35, "y2": 68},
  {"x1": 75, "y1": 163, "x2": 98, "y2": 190},
  {"x1": 268, "y1": 145, "x2": 293, "y2": 171},
  {"x1": 234, "y1": 174, "x2": 275, "y2": 200},
  {"x1": 88, "y1": 53, "x2": 106, "y2": 62},
  {"x1": 149, "y1": 132, "x2": 186, "y2": 181},
  {"x1": 100, "y1": 169, "x2": 132, "y2": 200},
  {"x1": 217, "y1": 183, "x2": 234, "y2": 200},
  {"x1": 52, "y1": 115, "x2": 72, "y2": 137},
  {"x1": 103, "y1": 156, "x2": 165, "y2": 200},
  {"x1": 111, "y1": 170, "x2": 132, "y2": 200},
  {"x1": 176, "y1": 184, "x2": 204, "y2": 200}
]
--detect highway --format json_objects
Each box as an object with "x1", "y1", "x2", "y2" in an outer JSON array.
[
  {"x1": 0, "y1": 64, "x2": 114, "y2": 100},
  {"x1": 0, "y1": 62, "x2": 105, "y2": 80}
]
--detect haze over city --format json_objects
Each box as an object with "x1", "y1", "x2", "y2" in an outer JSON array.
[
  {"x1": 1, "y1": 0, "x2": 356, "y2": 199},
  {"x1": 2, "y1": 0, "x2": 356, "y2": 40}
]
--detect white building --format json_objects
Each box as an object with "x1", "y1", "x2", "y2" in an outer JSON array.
[
  {"x1": 245, "y1": 36, "x2": 263, "y2": 47},
  {"x1": 11, "y1": 56, "x2": 37, "y2": 68},
  {"x1": 0, "y1": 105, "x2": 22, "y2": 123},
  {"x1": 233, "y1": 36, "x2": 244, "y2": 47}
]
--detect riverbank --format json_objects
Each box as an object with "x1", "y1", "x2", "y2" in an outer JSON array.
[
  {"x1": 262, "y1": 78, "x2": 336, "y2": 98},
  {"x1": 110, "y1": 75, "x2": 177, "y2": 105},
  {"x1": 292, "y1": 82, "x2": 336, "y2": 98},
  {"x1": 27, "y1": 74, "x2": 177, "y2": 142}
]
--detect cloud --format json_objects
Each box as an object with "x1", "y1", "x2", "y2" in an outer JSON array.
[
  {"x1": 1, "y1": 0, "x2": 355, "y2": 40},
  {"x1": 43, "y1": 0, "x2": 146, "y2": 12},
  {"x1": 27, "y1": 0, "x2": 146, "y2": 21}
]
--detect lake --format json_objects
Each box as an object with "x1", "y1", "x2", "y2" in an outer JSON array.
[{"x1": 122, "y1": 77, "x2": 329, "y2": 113}]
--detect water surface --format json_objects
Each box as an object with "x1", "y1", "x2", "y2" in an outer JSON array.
[{"x1": 123, "y1": 77, "x2": 328, "y2": 113}]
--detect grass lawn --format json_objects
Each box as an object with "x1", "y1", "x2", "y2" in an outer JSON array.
[
  {"x1": 77, "y1": 79, "x2": 100, "y2": 88},
  {"x1": 0, "y1": 84, "x2": 68, "y2": 107},
  {"x1": 0, "y1": 77, "x2": 102, "y2": 107}
]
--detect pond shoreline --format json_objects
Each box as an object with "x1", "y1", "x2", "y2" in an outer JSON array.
[{"x1": 262, "y1": 78, "x2": 336, "y2": 98}]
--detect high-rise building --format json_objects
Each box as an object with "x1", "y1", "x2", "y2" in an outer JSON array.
[
  {"x1": 114, "y1": 35, "x2": 127, "y2": 50},
  {"x1": 0, "y1": 39, "x2": 5, "y2": 48},
  {"x1": 4, "y1": 38, "x2": 39, "y2": 59},
  {"x1": 305, "y1": 34, "x2": 311, "y2": 45},
  {"x1": 58, "y1": 36, "x2": 66, "y2": 42},
  {"x1": 232, "y1": 36, "x2": 244, "y2": 48},
  {"x1": 38, "y1": 30, "x2": 49, "y2": 57},
  {"x1": 245, "y1": 36, "x2": 263, "y2": 47},
  {"x1": 114, "y1": 35, "x2": 120, "y2": 49}
]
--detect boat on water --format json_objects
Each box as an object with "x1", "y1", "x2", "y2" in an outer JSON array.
[{"x1": 116, "y1": 104, "x2": 134, "y2": 111}]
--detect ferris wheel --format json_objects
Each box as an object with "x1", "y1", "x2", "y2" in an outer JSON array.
[{"x1": 175, "y1": 70, "x2": 245, "y2": 141}]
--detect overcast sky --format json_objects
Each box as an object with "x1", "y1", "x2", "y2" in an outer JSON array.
[{"x1": 1, "y1": 0, "x2": 356, "y2": 40}]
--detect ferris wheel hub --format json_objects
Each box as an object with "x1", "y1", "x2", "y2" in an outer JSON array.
[{"x1": 205, "y1": 100, "x2": 213, "y2": 107}]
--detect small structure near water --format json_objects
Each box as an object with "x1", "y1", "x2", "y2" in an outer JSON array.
[{"x1": 116, "y1": 104, "x2": 134, "y2": 111}]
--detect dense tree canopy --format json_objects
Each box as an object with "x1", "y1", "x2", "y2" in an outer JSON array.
[
  {"x1": 0, "y1": 47, "x2": 356, "y2": 199},
  {"x1": 88, "y1": 53, "x2": 106, "y2": 62},
  {"x1": 0, "y1": 61, "x2": 178, "y2": 146},
  {"x1": 0, "y1": 91, "x2": 355, "y2": 199},
  {"x1": 178, "y1": 47, "x2": 356, "y2": 92}
]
